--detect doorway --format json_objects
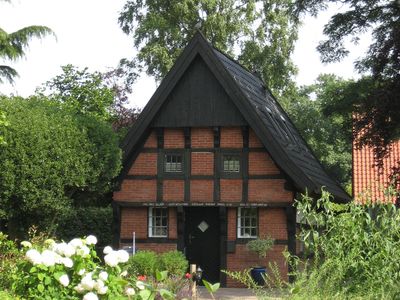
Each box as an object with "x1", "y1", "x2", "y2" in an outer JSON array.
[{"x1": 184, "y1": 207, "x2": 220, "y2": 283}]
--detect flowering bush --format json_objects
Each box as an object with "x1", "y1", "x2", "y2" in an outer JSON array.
[
  {"x1": 8, "y1": 235, "x2": 189, "y2": 299},
  {"x1": 11, "y1": 235, "x2": 129, "y2": 299}
]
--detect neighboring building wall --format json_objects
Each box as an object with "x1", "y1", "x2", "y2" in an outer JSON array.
[
  {"x1": 353, "y1": 139, "x2": 400, "y2": 203},
  {"x1": 114, "y1": 126, "x2": 294, "y2": 286}
]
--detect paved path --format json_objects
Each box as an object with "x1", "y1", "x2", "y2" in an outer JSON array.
[{"x1": 197, "y1": 287, "x2": 258, "y2": 300}]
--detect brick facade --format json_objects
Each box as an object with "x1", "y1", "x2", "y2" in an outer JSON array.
[{"x1": 115, "y1": 127, "x2": 293, "y2": 287}]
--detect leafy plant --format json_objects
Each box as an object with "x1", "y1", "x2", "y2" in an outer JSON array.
[
  {"x1": 158, "y1": 251, "x2": 188, "y2": 277},
  {"x1": 202, "y1": 279, "x2": 220, "y2": 300},
  {"x1": 127, "y1": 250, "x2": 158, "y2": 277},
  {"x1": 289, "y1": 189, "x2": 400, "y2": 299},
  {"x1": 246, "y1": 235, "x2": 275, "y2": 258}
]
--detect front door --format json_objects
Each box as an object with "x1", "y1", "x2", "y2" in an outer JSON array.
[{"x1": 184, "y1": 207, "x2": 220, "y2": 283}]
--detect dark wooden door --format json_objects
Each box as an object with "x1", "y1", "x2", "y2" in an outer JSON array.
[{"x1": 184, "y1": 207, "x2": 220, "y2": 283}]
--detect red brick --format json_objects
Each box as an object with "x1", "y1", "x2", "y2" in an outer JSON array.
[
  {"x1": 128, "y1": 153, "x2": 157, "y2": 175},
  {"x1": 144, "y1": 130, "x2": 157, "y2": 148},
  {"x1": 248, "y1": 179, "x2": 293, "y2": 202},
  {"x1": 220, "y1": 127, "x2": 243, "y2": 148},
  {"x1": 191, "y1": 128, "x2": 214, "y2": 148},
  {"x1": 248, "y1": 152, "x2": 279, "y2": 175},
  {"x1": 220, "y1": 179, "x2": 242, "y2": 202},
  {"x1": 249, "y1": 128, "x2": 263, "y2": 148},
  {"x1": 164, "y1": 128, "x2": 185, "y2": 148},
  {"x1": 259, "y1": 208, "x2": 287, "y2": 240},
  {"x1": 120, "y1": 207, "x2": 148, "y2": 239},
  {"x1": 114, "y1": 180, "x2": 157, "y2": 202},
  {"x1": 227, "y1": 208, "x2": 237, "y2": 241},
  {"x1": 190, "y1": 180, "x2": 214, "y2": 202},
  {"x1": 169, "y1": 208, "x2": 177, "y2": 239},
  {"x1": 191, "y1": 152, "x2": 214, "y2": 175},
  {"x1": 163, "y1": 180, "x2": 184, "y2": 202}
]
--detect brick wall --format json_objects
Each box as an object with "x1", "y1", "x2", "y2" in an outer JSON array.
[
  {"x1": 248, "y1": 179, "x2": 293, "y2": 202},
  {"x1": 191, "y1": 152, "x2": 214, "y2": 175},
  {"x1": 220, "y1": 179, "x2": 242, "y2": 202},
  {"x1": 190, "y1": 180, "x2": 214, "y2": 202},
  {"x1": 144, "y1": 130, "x2": 157, "y2": 148},
  {"x1": 226, "y1": 207, "x2": 288, "y2": 287},
  {"x1": 120, "y1": 207, "x2": 148, "y2": 239},
  {"x1": 191, "y1": 128, "x2": 214, "y2": 148},
  {"x1": 120, "y1": 243, "x2": 177, "y2": 254},
  {"x1": 164, "y1": 128, "x2": 185, "y2": 148},
  {"x1": 220, "y1": 127, "x2": 243, "y2": 148},
  {"x1": 248, "y1": 152, "x2": 279, "y2": 175},
  {"x1": 249, "y1": 129, "x2": 263, "y2": 148},
  {"x1": 163, "y1": 180, "x2": 184, "y2": 202},
  {"x1": 114, "y1": 180, "x2": 157, "y2": 202},
  {"x1": 128, "y1": 153, "x2": 157, "y2": 175}
]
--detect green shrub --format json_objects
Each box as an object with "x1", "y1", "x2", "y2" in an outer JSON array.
[
  {"x1": 127, "y1": 250, "x2": 158, "y2": 277},
  {"x1": 158, "y1": 250, "x2": 188, "y2": 277},
  {"x1": 246, "y1": 235, "x2": 275, "y2": 258},
  {"x1": 0, "y1": 232, "x2": 21, "y2": 291},
  {"x1": 289, "y1": 189, "x2": 400, "y2": 299},
  {"x1": 56, "y1": 206, "x2": 113, "y2": 247}
]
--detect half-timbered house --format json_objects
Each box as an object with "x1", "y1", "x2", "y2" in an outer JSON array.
[{"x1": 113, "y1": 32, "x2": 349, "y2": 287}]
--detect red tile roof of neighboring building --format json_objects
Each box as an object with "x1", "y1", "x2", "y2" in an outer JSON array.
[{"x1": 353, "y1": 139, "x2": 400, "y2": 203}]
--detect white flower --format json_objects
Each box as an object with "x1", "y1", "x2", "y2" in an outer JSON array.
[
  {"x1": 94, "y1": 279, "x2": 104, "y2": 290},
  {"x1": 103, "y1": 246, "x2": 113, "y2": 254},
  {"x1": 74, "y1": 284, "x2": 85, "y2": 294},
  {"x1": 85, "y1": 235, "x2": 97, "y2": 245},
  {"x1": 26, "y1": 249, "x2": 42, "y2": 265},
  {"x1": 41, "y1": 250, "x2": 57, "y2": 267},
  {"x1": 117, "y1": 250, "x2": 129, "y2": 263},
  {"x1": 104, "y1": 252, "x2": 119, "y2": 267},
  {"x1": 21, "y1": 241, "x2": 32, "y2": 248},
  {"x1": 97, "y1": 286, "x2": 108, "y2": 295},
  {"x1": 99, "y1": 271, "x2": 108, "y2": 281},
  {"x1": 120, "y1": 270, "x2": 128, "y2": 277},
  {"x1": 58, "y1": 274, "x2": 69, "y2": 287},
  {"x1": 76, "y1": 245, "x2": 90, "y2": 257},
  {"x1": 136, "y1": 281, "x2": 145, "y2": 290},
  {"x1": 125, "y1": 287, "x2": 135, "y2": 295},
  {"x1": 83, "y1": 292, "x2": 98, "y2": 300},
  {"x1": 69, "y1": 238, "x2": 83, "y2": 248},
  {"x1": 78, "y1": 269, "x2": 86, "y2": 276},
  {"x1": 44, "y1": 239, "x2": 56, "y2": 246},
  {"x1": 62, "y1": 257, "x2": 73, "y2": 268},
  {"x1": 81, "y1": 273, "x2": 95, "y2": 290},
  {"x1": 54, "y1": 242, "x2": 75, "y2": 257}
]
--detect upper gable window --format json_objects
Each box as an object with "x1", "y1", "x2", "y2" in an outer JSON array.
[
  {"x1": 223, "y1": 155, "x2": 240, "y2": 173},
  {"x1": 165, "y1": 154, "x2": 183, "y2": 173}
]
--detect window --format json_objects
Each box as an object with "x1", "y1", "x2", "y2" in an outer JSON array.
[
  {"x1": 164, "y1": 154, "x2": 183, "y2": 173},
  {"x1": 148, "y1": 208, "x2": 168, "y2": 237},
  {"x1": 237, "y1": 208, "x2": 257, "y2": 238},
  {"x1": 223, "y1": 155, "x2": 240, "y2": 172}
]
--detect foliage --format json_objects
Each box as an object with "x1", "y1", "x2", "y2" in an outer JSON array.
[
  {"x1": 246, "y1": 235, "x2": 275, "y2": 259},
  {"x1": 295, "y1": 0, "x2": 400, "y2": 176},
  {"x1": 223, "y1": 263, "x2": 287, "y2": 299},
  {"x1": 0, "y1": 232, "x2": 21, "y2": 291},
  {"x1": 281, "y1": 74, "x2": 353, "y2": 187},
  {"x1": 118, "y1": 0, "x2": 299, "y2": 94},
  {"x1": 158, "y1": 251, "x2": 188, "y2": 278},
  {"x1": 202, "y1": 279, "x2": 220, "y2": 300},
  {"x1": 0, "y1": 96, "x2": 121, "y2": 238},
  {"x1": 0, "y1": 0, "x2": 54, "y2": 83},
  {"x1": 56, "y1": 207, "x2": 113, "y2": 249},
  {"x1": 37, "y1": 65, "x2": 115, "y2": 122},
  {"x1": 289, "y1": 189, "x2": 400, "y2": 299},
  {"x1": 127, "y1": 250, "x2": 159, "y2": 277},
  {"x1": 0, "y1": 109, "x2": 8, "y2": 145}
]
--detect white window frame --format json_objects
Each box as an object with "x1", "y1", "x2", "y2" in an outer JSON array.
[
  {"x1": 164, "y1": 153, "x2": 183, "y2": 173},
  {"x1": 222, "y1": 154, "x2": 240, "y2": 173},
  {"x1": 148, "y1": 207, "x2": 168, "y2": 238},
  {"x1": 237, "y1": 207, "x2": 258, "y2": 238}
]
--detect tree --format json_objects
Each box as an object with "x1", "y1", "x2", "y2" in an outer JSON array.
[
  {"x1": 0, "y1": 0, "x2": 54, "y2": 83},
  {"x1": 282, "y1": 74, "x2": 353, "y2": 188},
  {"x1": 38, "y1": 65, "x2": 141, "y2": 133},
  {"x1": 0, "y1": 96, "x2": 121, "y2": 238},
  {"x1": 294, "y1": 0, "x2": 400, "y2": 165},
  {"x1": 118, "y1": 0, "x2": 299, "y2": 95}
]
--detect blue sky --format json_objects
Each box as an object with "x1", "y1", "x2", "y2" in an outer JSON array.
[{"x1": 0, "y1": 0, "x2": 370, "y2": 108}]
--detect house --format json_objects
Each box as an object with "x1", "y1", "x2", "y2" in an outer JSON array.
[
  {"x1": 353, "y1": 138, "x2": 400, "y2": 203},
  {"x1": 113, "y1": 32, "x2": 349, "y2": 287}
]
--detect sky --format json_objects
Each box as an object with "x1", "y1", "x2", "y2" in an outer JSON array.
[{"x1": 0, "y1": 0, "x2": 370, "y2": 108}]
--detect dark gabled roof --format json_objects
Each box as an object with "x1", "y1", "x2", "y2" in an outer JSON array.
[{"x1": 121, "y1": 31, "x2": 350, "y2": 202}]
